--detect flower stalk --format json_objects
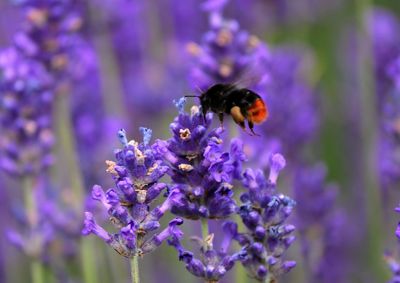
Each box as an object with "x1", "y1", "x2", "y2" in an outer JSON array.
[
  {"x1": 23, "y1": 176, "x2": 44, "y2": 283},
  {"x1": 355, "y1": 0, "x2": 385, "y2": 280},
  {"x1": 54, "y1": 92, "x2": 97, "y2": 283},
  {"x1": 130, "y1": 256, "x2": 140, "y2": 283},
  {"x1": 201, "y1": 218, "x2": 209, "y2": 240}
]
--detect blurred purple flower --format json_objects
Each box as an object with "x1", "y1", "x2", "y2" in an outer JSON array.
[
  {"x1": 6, "y1": 179, "x2": 82, "y2": 262},
  {"x1": 384, "y1": 204, "x2": 400, "y2": 283},
  {"x1": 0, "y1": 47, "x2": 54, "y2": 176},
  {"x1": 294, "y1": 164, "x2": 353, "y2": 283},
  {"x1": 368, "y1": 9, "x2": 400, "y2": 190},
  {"x1": 186, "y1": 0, "x2": 269, "y2": 92},
  {"x1": 12, "y1": 0, "x2": 85, "y2": 79}
]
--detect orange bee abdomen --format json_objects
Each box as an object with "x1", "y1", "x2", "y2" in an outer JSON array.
[{"x1": 247, "y1": 99, "x2": 268, "y2": 124}]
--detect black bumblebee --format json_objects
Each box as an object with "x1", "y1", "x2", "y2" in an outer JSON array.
[{"x1": 186, "y1": 83, "x2": 268, "y2": 135}]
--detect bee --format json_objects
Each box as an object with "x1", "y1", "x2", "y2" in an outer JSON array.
[{"x1": 186, "y1": 83, "x2": 268, "y2": 135}]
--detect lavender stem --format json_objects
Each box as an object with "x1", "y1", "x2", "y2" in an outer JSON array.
[
  {"x1": 23, "y1": 176, "x2": 44, "y2": 283},
  {"x1": 201, "y1": 218, "x2": 209, "y2": 239},
  {"x1": 53, "y1": 93, "x2": 97, "y2": 283},
  {"x1": 86, "y1": 1, "x2": 127, "y2": 120},
  {"x1": 130, "y1": 256, "x2": 140, "y2": 283},
  {"x1": 355, "y1": 0, "x2": 385, "y2": 279},
  {"x1": 201, "y1": 218, "x2": 211, "y2": 283},
  {"x1": 31, "y1": 260, "x2": 44, "y2": 283}
]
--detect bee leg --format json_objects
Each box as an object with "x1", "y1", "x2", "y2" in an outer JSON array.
[
  {"x1": 230, "y1": 106, "x2": 251, "y2": 134},
  {"x1": 248, "y1": 120, "x2": 260, "y2": 136},
  {"x1": 202, "y1": 105, "x2": 209, "y2": 123},
  {"x1": 218, "y1": 113, "x2": 224, "y2": 129}
]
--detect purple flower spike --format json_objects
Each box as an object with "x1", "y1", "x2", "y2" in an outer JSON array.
[
  {"x1": 269, "y1": 154, "x2": 286, "y2": 184},
  {"x1": 82, "y1": 212, "x2": 112, "y2": 243},
  {"x1": 0, "y1": 48, "x2": 54, "y2": 177},
  {"x1": 384, "y1": 204, "x2": 400, "y2": 282},
  {"x1": 157, "y1": 104, "x2": 242, "y2": 220},
  {"x1": 235, "y1": 155, "x2": 296, "y2": 282},
  {"x1": 83, "y1": 129, "x2": 183, "y2": 258}
]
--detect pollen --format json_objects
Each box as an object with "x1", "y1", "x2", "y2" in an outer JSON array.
[
  {"x1": 146, "y1": 163, "x2": 158, "y2": 175},
  {"x1": 211, "y1": 137, "x2": 223, "y2": 144},
  {"x1": 179, "y1": 164, "x2": 194, "y2": 172},
  {"x1": 216, "y1": 29, "x2": 233, "y2": 46},
  {"x1": 51, "y1": 54, "x2": 68, "y2": 70},
  {"x1": 39, "y1": 129, "x2": 54, "y2": 144},
  {"x1": 105, "y1": 160, "x2": 117, "y2": 175},
  {"x1": 247, "y1": 35, "x2": 260, "y2": 49},
  {"x1": 219, "y1": 62, "x2": 233, "y2": 78},
  {"x1": 128, "y1": 140, "x2": 138, "y2": 147},
  {"x1": 180, "y1": 128, "x2": 191, "y2": 141},
  {"x1": 222, "y1": 182, "x2": 233, "y2": 189},
  {"x1": 191, "y1": 105, "x2": 200, "y2": 116},
  {"x1": 393, "y1": 118, "x2": 400, "y2": 134},
  {"x1": 27, "y1": 8, "x2": 48, "y2": 27},
  {"x1": 24, "y1": 120, "x2": 37, "y2": 136},
  {"x1": 134, "y1": 147, "x2": 145, "y2": 164},
  {"x1": 186, "y1": 42, "x2": 202, "y2": 56},
  {"x1": 137, "y1": 190, "x2": 147, "y2": 204},
  {"x1": 67, "y1": 17, "x2": 83, "y2": 32},
  {"x1": 205, "y1": 233, "x2": 215, "y2": 249}
]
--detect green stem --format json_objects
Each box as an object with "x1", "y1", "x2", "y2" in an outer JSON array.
[
  {"x1": 53, "y1": 93, "x2": 97, "y2": 283},
  {"x1": 31, "y1": 260, "x2": 44, "y2": 283},
  {"x1": 355, "y1": 0, "x2": 386, "y2": 280},
  {"x1": 130, "y1": 256, "x2": 140, "y2": 283},
  {"x1": 22, "y1": 176, "x2": 44, "y2": 283},
  {"x1": 201, "y1": 219, "x2": 212, "y2": 283},
  {"x1": 86, "y1": 0, "x2": 127, "y2": 120},
  {"x1": 80, "y1": 238, "x2": 97, "y2": 283},
  {"x1": 201, "y1": 218, "x2": 209, "y2": 240}
]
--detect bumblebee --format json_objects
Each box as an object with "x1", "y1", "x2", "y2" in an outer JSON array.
[{"x1": 186, "y1": 83, "x2": 268, "y2": 135}]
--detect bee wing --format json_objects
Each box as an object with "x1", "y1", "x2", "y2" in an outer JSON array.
[{"x1": 230, "y1": 53, "x2": 270, "y2": 91}]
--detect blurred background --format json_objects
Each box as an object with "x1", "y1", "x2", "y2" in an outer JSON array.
[{"x1": 1, "y1": 0, "x2": 400, "y2": 282}]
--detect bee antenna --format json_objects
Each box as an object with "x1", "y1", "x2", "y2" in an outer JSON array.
[{"x1": 184, "y1": 95, "x2": 201, "y2": 98}]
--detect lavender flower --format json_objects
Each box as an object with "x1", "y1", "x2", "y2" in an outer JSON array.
[
  {"x1": 168, "y1": 223, "x2": 246, "y2": 283},
  {"x1": 82, "y1": 128, "x2": 183, "y2": 258},
  {"x1": 234, "y1": 154, "x2": 296, "y2": 282},
  {"x1": 294, "y1": 164, "x2": 353, "y2": 283},
  {"x1": 385, "y1": 205, "x2": 400, "y2": 283},
  {"x1": 13, "y1": 0, "x2": 85, "y2": 78},
  {"x1": 154, "y1": 98, "x2": 245, "y2": 220},
  {"x1": 256, "y1": 49, "x2": 318, "y2": 161},
  {"x1": 367, "y1": 9, "x2": 400, "y2": 190},
  {"x1": 293, "y1": 164, "x2": 337, "y2": 232},
  {"x1": 6, "y1": 214, "x2": 53, "y2": 261},
  {"x1": 187, "y1": 0, "x2": 269, "y2": 92},
  {"x1": 0, "y1": 47, "x2": 54, "y2": 176}
]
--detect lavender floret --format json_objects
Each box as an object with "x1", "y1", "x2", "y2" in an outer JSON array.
[
  {"x1": 83, "y1": 129, "x2": 183, "y2": 258},
  {"x1": 154, "y1": 101, "x2": 245, "y2": 220},
  {"x1": 168, "y1": 222, "x2": 246, "y2": 282},
  {"x1": 235, "y1": 154, "x2": 296, "y2": 282},
  {"x1": 0, "y1": 47, "x2": 54, "y2": 176}
]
